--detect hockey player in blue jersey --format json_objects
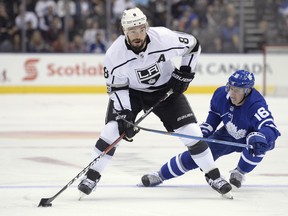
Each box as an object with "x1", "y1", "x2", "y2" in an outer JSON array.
[{"x1": 141, "y1": 70, "x2": 281, "y2": 188}]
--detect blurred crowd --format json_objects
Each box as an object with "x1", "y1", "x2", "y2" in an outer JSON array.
[{"x1": 0, "y1": 0, "x2": 287, "y2": 53}]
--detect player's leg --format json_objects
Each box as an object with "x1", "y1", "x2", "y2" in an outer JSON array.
[
  {"x1": 142, "y1": 94, "x2": 232, "y2": 195},
  {"x1": 78, "y1": 121, "x2": 119, "y2": 195},
  {"x1": 141, "y1": 150, "x2": 198, "y2": 187},
  {"x1": 142, "y1": 129, "x2": 239, "y2": 186},
  {"x1": 207, "y1": 127, "x2": 265, "y2": 188},
  {"x1": 78, "y1": 97, "x2": 142, "y2": 195},
  {"x1": 230, "y1": 148, "x2": 264, "y2": 188}
]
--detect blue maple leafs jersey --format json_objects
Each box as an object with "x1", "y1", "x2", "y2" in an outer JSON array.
[{"x1": 205, "y1": 86, "x2": 280, "y2": 146}]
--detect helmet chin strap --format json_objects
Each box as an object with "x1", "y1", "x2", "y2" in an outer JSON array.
[
  {"x1": 236, "y1": 95, "x2": 246, "y2": 106},
  {"x1": 121, "y1": 27, "x2": 129, "y2": 43}
]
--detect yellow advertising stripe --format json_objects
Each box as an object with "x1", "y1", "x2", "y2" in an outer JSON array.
[{"x1": 0, "y1": 85, "x2": 264, "y2": 94}]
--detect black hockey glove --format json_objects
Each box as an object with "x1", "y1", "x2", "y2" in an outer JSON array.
[
  {"x1": 246, "y1": 132, "x2": 271, "y2": 156},
  {"x1": 116, "y1": 109, "x2": 139, "y2": 142},
  {"x1": 168, "y1": 66, "x2": 195, "y2": 95}
]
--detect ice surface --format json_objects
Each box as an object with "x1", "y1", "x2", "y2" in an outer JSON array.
[{"x1": 0, "y1": 94, "x2": 287, "y2": 216}]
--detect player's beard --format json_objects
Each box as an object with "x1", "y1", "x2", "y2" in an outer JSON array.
[{"x1": 129, "y1": 38, "x2": 146, "y2": 53}]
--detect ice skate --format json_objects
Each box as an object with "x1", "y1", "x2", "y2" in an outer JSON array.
[
  {"x1": 141, "y1": 172, "x2": 163, "y2": 187},
  {"x1": 205, "y1": 168, "x2": 233, "y2": 199},
  {"x1": 78, "y1": 169, "x2": 101, "y2": 196},
  {"x1": 229, "y1": 168, "x2": 245, "y2": 188}
]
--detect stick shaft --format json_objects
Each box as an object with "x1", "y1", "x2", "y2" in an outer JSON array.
[{"x1": 136, "y1": 125, "x2": 251, "y2": 148}]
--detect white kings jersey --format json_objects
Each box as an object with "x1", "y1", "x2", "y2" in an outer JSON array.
[{"x1": 103, "y1": 26, "x2": 201, "y2": 111}]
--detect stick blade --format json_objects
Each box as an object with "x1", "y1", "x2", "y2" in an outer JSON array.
[{"x1": 38, "y1": 198, "x2": 53, "y2": 207}]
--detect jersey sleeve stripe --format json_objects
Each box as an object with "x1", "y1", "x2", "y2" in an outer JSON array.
[
  {"x1": 111, "y1": 58, "x2": 137, "y2": 75},
  {"x1": 148, "y1": 47, "x2": 185, "y2": 55}
]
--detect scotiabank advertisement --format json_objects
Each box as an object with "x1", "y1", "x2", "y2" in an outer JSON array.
[
  {"x1": 0, "y1": 54, "x2": 105, "y2": 85},
  {"x1": 0, "y1": 53, "x2": 270, "y2": 93}
]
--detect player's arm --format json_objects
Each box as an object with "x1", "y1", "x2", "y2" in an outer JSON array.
[
  {"x1": 179, "y1": 34, "x2": 201, "y2": 70},
  {"x1": 200, "y1": 90, "x2": 222, "y2": 137},
  {"x1": 247, "y1": 104, "x2": 281, "y2": 156},
  {"x1": 104, "y1": 55, "x2": 130, "y2": 110},
  {"x1": 167, "y1": 32, "x2": 201, "y2": 94},
  {"x1": 104, "y1": 59, "x2": 138, "y2": 141}
]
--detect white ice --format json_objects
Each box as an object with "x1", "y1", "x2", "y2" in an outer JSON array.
[{"x1": 0, "y1": 94, "x2": 287, "y2": 216}]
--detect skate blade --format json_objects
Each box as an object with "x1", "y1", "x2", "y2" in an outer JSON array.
[
  {"x1": 78, "y1": 192, "x2": 86, "y2": 201},
  {"x1": 222, "y1": 191, "x2": 233, "y2": 199},
  {"x1": 136, "y1": 182, "x2": 144, "y2": 187}
]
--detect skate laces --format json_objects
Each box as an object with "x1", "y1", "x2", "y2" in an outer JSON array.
[
  {"x1": 209, "y1": 177, "x2": 227, "y2": 188},
  {"x1": 81, "y1": 178, "x2": 97, "y2": 190}
]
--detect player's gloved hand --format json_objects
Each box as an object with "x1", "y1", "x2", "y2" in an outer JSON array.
[
  {"x1": 199, "y1": 122, "x2": 214, "y2": 138},
  {"x1": 168, "y1": 66, "x2": 195, "y2": 95},
  {"x1": 246, "y1": 132, "x2": 270, "y2": 156},
  {"x1": 116, "y1": 109, "x2": 139, "y2": 142}
]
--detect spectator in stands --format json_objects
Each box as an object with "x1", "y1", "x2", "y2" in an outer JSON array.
[
  {"x1": 186, "y1": 17, "x2": 203, "y2": 40},
  {"x1": 69, "y1": 34, "x2": 86, "y2": 53},
  {"x1": 221, "y1": 16, "x2": 240, "y2": 53},
  {"x1": 223, "y1": 3, "x2": 239, "y2": 24},
  {"x1": 88, "y1": 32, "x2": 107, "y2": 53},
  {"x1": 35, "y1": 0, "x2": 57, "y2": 19},
  {"x1": 27, "y1": 29, "x2": 51, "y2": 52},
  {"x1": 112, "y1": 0, "x2": 135, "y2": 20},
  {"x1": 211, "y1": 37, "x2": 223, "y2": 53},
  {"x1": 146, "y1": 0, "x2": 166, "y2": 26},
  {"x1": 2, "y1": 0, "x2": 288, "y2": 53},
  {"x1": 38, "y1": 4, "x2": 58, "y2": 32},
  {"x1": 279, "y1": 0, "x2": 288, "y2": 16},
  {"x1": 258, "y1": 20, "x2": 277, "y2": 47},
  {"x1": 194, "y1": 0, "x2": 209, "y2": 27},
  {"x1": 278, "y1": 0, "x2": 288, "y2": 41},
  {"x1": 83, "y1": 18, "x2": 99, "y2": 48},
  {"x1": 66, "y1": 16, "x2": 80, "y2": 42},
  {"x1": 56, "y1": 0, "x2": 76, "y2": 19},
  {"x1": 15, "y1": 4, "x2": 38, "y2": 30},
  {"x1": 0, "y1": 3, "x2": 17, "y2": 52},
  {"x1": 45, "y1": 16, "x2": 62, "y2": 45},
  {"x1": 75, "y1": 0, "x2": 93, "y2": 29},
  {"x1": 51, "y1": 32, "x2": 65, "y2": 52},
  {"x1": 205, "y1": 4, "x2": 220, "y2": 28},
  {"x1": 174, "y1": 6, "x2": 198, "y2": 33},
  {"x1": 90, "y1": 0, "x2": 106, "y2": 29},
  {"x1": 11, "y1": 33, "x2": 21, "y2": 53}
]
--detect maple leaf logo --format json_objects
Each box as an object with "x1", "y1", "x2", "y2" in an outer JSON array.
[{"x1": 225, "y1": 121, "x2": 246, "y2": 140}]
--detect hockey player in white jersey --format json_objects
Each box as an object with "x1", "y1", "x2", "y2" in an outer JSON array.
[
  {"x1": 78, "y1": 7, "x2": 232, "y2": 197},
  {"x1": 141, "y1": 70, "x2": 281, "y2": 188}
]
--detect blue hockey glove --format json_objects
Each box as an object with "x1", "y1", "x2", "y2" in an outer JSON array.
[
  {"x1": 246, "y1": 132, "x2": 270, "y2": 156},
  {"x1": 199, "y1": 122, "x2": 214, "y2": 138},
  {"x1": 168, "y1": 66, "x2": 195, "y2": 95},
  {"x1": 116, "y1": 109, "x2": 139, "y2": 142}
]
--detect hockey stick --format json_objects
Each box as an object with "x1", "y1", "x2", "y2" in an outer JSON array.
[
  {"x1": 38, "y1": 89, "x2": 174, "y2": 207},
  {"x1": 118, "y1": 120, "x2": 251, "y2": 149},
  {"x1": 137, "y1": 125, "x2": 251, "y2": 148}
]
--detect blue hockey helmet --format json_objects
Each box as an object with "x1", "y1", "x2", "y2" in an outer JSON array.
[{"x1": 228, "y1": 70, "x2": 255, "y2": 89}]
